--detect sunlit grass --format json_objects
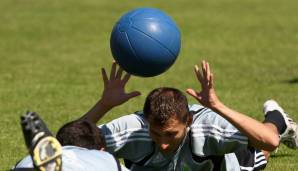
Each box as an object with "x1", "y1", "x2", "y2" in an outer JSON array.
[{"x1": 1, "y1": 0, "x2": 297, "y2": 170}]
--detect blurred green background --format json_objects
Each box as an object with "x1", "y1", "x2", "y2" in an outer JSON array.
[{"x1": 1, "y1": 0, "x2": 297, "y2": 170}]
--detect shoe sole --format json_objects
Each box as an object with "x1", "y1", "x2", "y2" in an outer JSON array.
[{"x1": 32, "y1": 136, "x2": 62, "y2": 171}]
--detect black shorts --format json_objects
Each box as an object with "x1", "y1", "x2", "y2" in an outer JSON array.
[{"x1": 235, "y1": 146, "x2": 267, "y2": 171}]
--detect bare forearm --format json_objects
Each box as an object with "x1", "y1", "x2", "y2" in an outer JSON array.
[
  {"x1": 211, "y1": 102, "x2": 279, "y2": 151},
  {"x1": 80, "y1": 99, "x2": 113, "y2": 124},
  {"x1": 79, "y1": 62, "x2": 140, "y2": 124},
  {"x1": 188, "y1": 61, "x2": 279, "y2": 151}
]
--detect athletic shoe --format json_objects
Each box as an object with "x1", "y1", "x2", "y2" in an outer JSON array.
[
  {"x1": 263, "y1": 100, "x2": 298, "y2": 149},
  {"x1": 21, "y1": 111, "x2": 62, "y2": 171}
]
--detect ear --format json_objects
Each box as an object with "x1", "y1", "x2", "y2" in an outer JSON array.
[{"x1": 187, "y1": 113, "x2": 193, "y2": 127}]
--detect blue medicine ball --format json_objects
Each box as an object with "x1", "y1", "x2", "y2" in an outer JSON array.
[{"x1": 110, "y1": 8, "x2": 181, "y2": 77}]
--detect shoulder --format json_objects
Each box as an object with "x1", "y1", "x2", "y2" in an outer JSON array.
[
  {"x1": 189, "y1": 104, "x2": 205, "y2": 112},
  {"x1": 100, "y1": 112, "x2": 148, "y2": 130},
  {"x1": 15, "y1": 146, "x2": 119, "y2": 171},
  {"x1": 62, "y1": 146, "x2": 114, "y2": 159},
  {"x1": 62, "y1": 146, "x2": 119, "y2": 171},
  {"x1": 99, "y1": 111, "x2": 150, "y2": 137},
  {"x1": 14, "y1": 155, "x2": 33, "y2": 168},
  {"x1": 98, "y1": 112, "x2": 152, "y2": 155},
  {"x1": 189, "y1": 104, "x2": 229, "y2": 126}
]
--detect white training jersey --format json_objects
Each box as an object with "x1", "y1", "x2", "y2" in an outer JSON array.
[
  {"x1": 15, "y1": 146, "x2": 122, "y2": 171},
  {"x1": 99, "y1": 104, "x2": 249, "y2": 171}
]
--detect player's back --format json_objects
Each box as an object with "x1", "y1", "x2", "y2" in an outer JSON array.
[{"x1": 14, "y1": 146, "x2": 121, "y2": 171}]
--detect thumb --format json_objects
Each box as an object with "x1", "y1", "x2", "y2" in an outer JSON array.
[
  {"x1": 126, "y1": 91, "x2": 141, "y2": 99},
  {"x1": 186, "y1": 89, "x2": 202, "y2": 101}
]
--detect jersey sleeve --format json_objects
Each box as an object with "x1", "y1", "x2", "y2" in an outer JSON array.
[
  {"x1": 99, "y1": 113, "x2": 154, "y2": 162},
  {"x1": 189, "y1": 104, "x2": 248, "y2": 156},
  {"x1": 14, "y1": 155, "x2": 33, "y2": 168},
  {"x1": 62, "y1": 146, "x2": 121, "y2": 171}
]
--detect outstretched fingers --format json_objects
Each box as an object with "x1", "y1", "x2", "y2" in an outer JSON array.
[
  {"x1": 107, "y1": 61, "x2": 133, "y2": 87},
  {"x1": 201, "y1": 61, "x2": 213, "y2": 88},
  {"x1": 194, "y1": 60, "x2": 209, "y2": 89},
  {"x1": 122, "y1": 73, "x2": 131, "y2": 85},
  {"x1": 101, "y1": 68, "x2": 108, "y2": 87},
  {"x1": 110, "y1": 61, "x2": 117, "y2": 80},
  {"x1": 194, "y1": 64, "x2": 203, "y2": 84},
  {"x1": 206, "y1": 62, "x2": 214, "y2": 88},
  {"x1": 192, "y1": 60, "x2": 215, "y2": 93},
  {"x1": 209, "y1": 73, "x2": 214, "y2": 88},
  {"x1": 186, "y1": 88, "x2": 198, "y2": 98},
  {"x1": 126, "y1": 91, "x2": 141, "y2": 99},
  {"x1": 202, "y1": 60, "x2": 208, "y2": 80},
  {"x1": 186, "y1": 88, "x2": 202, "y2": 102},
  {"x1": 115, "y1": 66, "x2": 123, "y2": 79},
  {"x1": 205, "y1": 62, "x2": 210, "y2": 81},
  {"x1": 188, "y1": 60, "x2": 217, "y2": 107}
]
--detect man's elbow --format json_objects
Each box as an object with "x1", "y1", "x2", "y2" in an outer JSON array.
[{"x1": 266, "y1": 135, "x2": 280, "y2": 152}]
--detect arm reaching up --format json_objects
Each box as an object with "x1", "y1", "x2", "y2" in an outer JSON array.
[
  {"x1": 186, "y1": 60, "x2": 279, "y2": 151},
  {"x1": 81, "y1": 62, "x2": 141, "y2": 124}
]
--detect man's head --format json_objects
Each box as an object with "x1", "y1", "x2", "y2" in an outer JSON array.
[
  {"x1": 56, "y1": 120, "x2": 105, "y2": 150},
  {"x1": 143, "y1": 87, "x2": 192, "y2": 154}
]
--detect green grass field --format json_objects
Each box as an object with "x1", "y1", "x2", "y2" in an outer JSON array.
[{"x1": 1, "y1": 0, "x2": 298, "y2": 170}]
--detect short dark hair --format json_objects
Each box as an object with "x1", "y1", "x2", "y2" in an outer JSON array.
[
  {"x1": 56, "y1": 120, "x2": 106, "y2": 150},
  {"x1": 143, "y1": 87, "x2": 190, "y2": 125}
]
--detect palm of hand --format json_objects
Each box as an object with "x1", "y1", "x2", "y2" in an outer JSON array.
[
  {"x1": 102, "y1": 80, "x2": 130, "y2": 107},
  {"x1": 196, "y1": 88, "x2": 219, "y2": 109},
  {"x1": 186, "y1": 61, "x2": 220, "y2": 109},
  {"x1": 100, "y1": 62, "x2": 140, "y2": 108}
]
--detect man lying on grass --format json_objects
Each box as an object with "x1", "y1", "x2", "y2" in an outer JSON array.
[
  {"x1": 78, "y1": 61, "x2": 298, "y2": 171},
  {"x1": 13, "y1": 112, "x2": 125, "y2": 171},
  {"x1": 14, "y1": 60, "x2": 297, "y2": 171}
]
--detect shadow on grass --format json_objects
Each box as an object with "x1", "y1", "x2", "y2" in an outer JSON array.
[
  {"x1": 270, "y1": 153, "x2": 294, "y2": 158},
  {"x1": 286, "y1": 78, "x2": 298, "y2": 84}
]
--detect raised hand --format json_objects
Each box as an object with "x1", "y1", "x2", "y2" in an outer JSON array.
[
  {"x1": 100, "y1": 62, "x2": 141, "y2": 109},
  {"x1": 186, "y1": 60, "x2": 221, "y2": 109}
]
